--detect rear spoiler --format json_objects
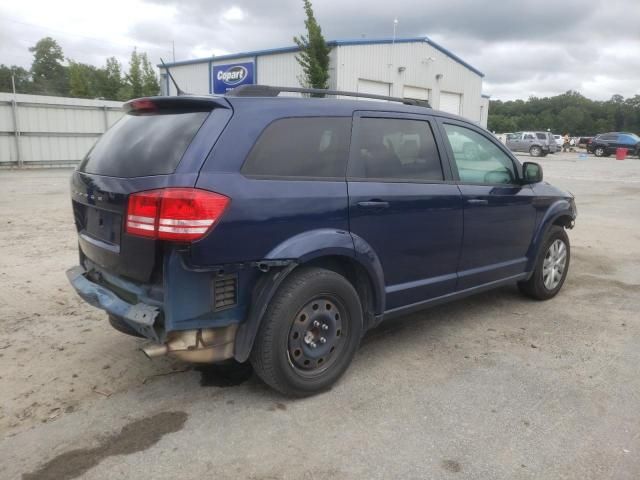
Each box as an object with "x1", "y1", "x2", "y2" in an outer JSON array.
[{"x1": 123, "y1": 96, "x2": 231, "y2": 114}]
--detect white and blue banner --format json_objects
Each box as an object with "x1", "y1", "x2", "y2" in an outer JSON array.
[{"x1": 212, "y1": 62, "x2": 255, "y2": 94}]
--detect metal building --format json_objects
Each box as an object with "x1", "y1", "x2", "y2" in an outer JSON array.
[{"x1": 159, "y1": 37, "x2": 489, "y2": 126}]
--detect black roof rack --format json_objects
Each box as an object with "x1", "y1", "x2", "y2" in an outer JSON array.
[{"x1": 226, "y1": 84, "x2": 431, "y2": 108}]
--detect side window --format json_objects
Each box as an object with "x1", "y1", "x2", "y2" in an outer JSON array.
[
  {"x1": 443, "y1": 123, "x2": 518, "y2": 185},
  {"x1": 350, "y1": 117, "x2": 443, "y2": 181},
  {"x1": 536, "y1": 133, "x2": 547, "y2": 140},
  {"x1": 524, "y1": 133, "x2": 535, "y2": 140},
  {"x1": 241, "y1": 117, "x2": 351, "y2": 178}
]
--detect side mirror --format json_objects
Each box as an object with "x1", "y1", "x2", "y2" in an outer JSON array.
[{"x1": 522, "y1": 162, "x2": 543, "y2": 183}]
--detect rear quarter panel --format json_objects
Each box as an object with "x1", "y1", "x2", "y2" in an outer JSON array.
[{"x1": 191, "y1": 99, "x2": 355, "y2": 266}]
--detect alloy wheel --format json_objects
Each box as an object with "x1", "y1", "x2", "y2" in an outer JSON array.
[{"x1": 542, "y1": 239, "x2": 567, "y2": 290}]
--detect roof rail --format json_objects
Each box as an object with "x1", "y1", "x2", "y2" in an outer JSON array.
[{"x1": 226, "y1": 84, "x2": 431, "y2": 108}]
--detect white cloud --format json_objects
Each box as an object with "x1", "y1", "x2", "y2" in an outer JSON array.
[
  {"x1": 1, "y1": 0, "x2": 639, "y2": 100},
  {"x1": 222, "y1": 6, "x2": 245, "y2": 22}
]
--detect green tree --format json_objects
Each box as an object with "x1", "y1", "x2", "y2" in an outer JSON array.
[
  {"x1": 95, "y1": 57, "x2": 124, "y2": 100},
  {"x1": 140, "y1": 53, "x2": 160, "y2": 96},
  {"x1": 293, "y1": 0, "x2": 331, "y2": 94},
  {"x1": 0, "y1": 65, "x2": 31, "y2": 93},
  {"x1": 125, "y1": 48, "x2": 143, "y2": 99},
  {"x1": 489, "y1": 91, "x2": 640, "y2": 135},
  {"x1": 29, "y1": 37, "x2": 68, "y2": 95},
  {"x1": 68, "y1": 61, "x2": 98, "y2": 98}
]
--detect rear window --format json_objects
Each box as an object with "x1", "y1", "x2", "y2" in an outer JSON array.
[
  {"x1": 241, "y1": 117, "x2": 351, "y2": 179},
  {"x1": 79, "y1": 111, "x2": 209, "y2": 177},
  {"x1": 350, "y1": 117, "x2": 443, "y2": 181}
]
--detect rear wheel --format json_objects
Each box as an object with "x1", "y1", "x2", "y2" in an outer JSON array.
[
  {"x1": 530, "y1": 145, "x2": 542, "y2": 157},
  {"x1": 518, "y1": 226, "x2": 570, "y2": 300},
  {"x1": 250, "y1": 267, "x2": 363, "y2": 396}
]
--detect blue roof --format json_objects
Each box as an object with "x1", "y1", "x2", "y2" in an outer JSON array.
[{"x1": 158, "y1": 36, "x2": 484, "y2": 78}]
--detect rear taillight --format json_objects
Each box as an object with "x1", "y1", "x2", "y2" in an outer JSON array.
[{"x1": 126, "y1": 188, "x2": 229, "y2": 242}]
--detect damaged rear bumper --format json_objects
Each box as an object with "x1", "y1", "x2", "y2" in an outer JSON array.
[
  {"x1": 66, "y1": 265, "x2": 237, "y2": 363},
  {"x1": 66, "y1": 265, "x2": 161, "y2": 340}
]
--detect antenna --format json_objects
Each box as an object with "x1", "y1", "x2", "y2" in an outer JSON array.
[{"x1": 160, "y1": 58, "x2": 188, "y2": 96}]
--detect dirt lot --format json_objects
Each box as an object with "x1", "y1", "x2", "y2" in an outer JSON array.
[{"x1": 1, "y1": 152, "x2": 639, "y2": 479}]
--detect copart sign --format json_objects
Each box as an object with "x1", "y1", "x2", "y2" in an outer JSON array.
[{"x1": 212, "y1": 62, "x2": 255, "y2": 94}]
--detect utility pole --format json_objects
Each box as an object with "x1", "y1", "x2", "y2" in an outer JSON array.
[
  {"x1": 172, "y1": 41, "x2": 176, "y2": 62},
  {"x1": 392, "y1": 18, "x2": 398, "y2": 45}
]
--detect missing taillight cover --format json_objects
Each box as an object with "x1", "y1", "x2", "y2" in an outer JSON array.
[{"x1": 126, "y1": 188, "x2": 229, "y2": 242}]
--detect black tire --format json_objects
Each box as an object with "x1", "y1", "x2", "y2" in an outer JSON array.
[
  {"x1": 250, "y1": 267, "x2": 363, "y2": 396},
  {"x1": 518, "y1": 226, "x2": 570, "y2": 300},
  {"x1": 594, "y1": 146, "x2": 605, "y2": 157},
  {"x1": 530, "y1": 145, "x2": 542, "y2": 157}
]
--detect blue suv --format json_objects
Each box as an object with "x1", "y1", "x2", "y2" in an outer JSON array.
[{"x1": 67, "y1": 86, "x2": 577, "y2": 396}]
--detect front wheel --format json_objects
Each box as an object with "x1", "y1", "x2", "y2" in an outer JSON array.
[
  {"x1": 594, "y1": 146, "x2": 605, "y2": 157},
  {"x1": 518, "y1": 226, "x2": 570, "y2": 300},
  {"x1": 250, "y1": 267, "x2": 363, "y2": 396}
]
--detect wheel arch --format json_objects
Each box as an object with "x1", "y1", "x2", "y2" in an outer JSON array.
[
  {"x1": 525, "y1": 201, "x2": 575, "y2": 273},
  {"x1": 233, "y1": 229, "x2": 386, "y2": 362}
]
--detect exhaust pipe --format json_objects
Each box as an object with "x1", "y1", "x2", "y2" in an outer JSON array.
[
  {"x1": 141, "y1": 344, "x2": 169, "y2": 359},
  {"x1": 141, "y1": 324, "x2": 237, "y2": 363}
]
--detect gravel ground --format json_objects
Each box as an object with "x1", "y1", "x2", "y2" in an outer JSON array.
[{"x1": 0, "y1": 152, "x2": 639, "y2": 479}]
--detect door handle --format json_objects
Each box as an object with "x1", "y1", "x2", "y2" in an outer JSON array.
[
  {"x1": 467, "y1": 199, "x2": 488, "y2": 206},
  {"x1": 357, "y1": 200, "x2": 390, "y2": 209}
]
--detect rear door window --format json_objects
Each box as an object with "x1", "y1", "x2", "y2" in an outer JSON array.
[
  {"x1": 600, "y1": 134, "x2": 618, "y2": 141},
  {"x1": 79, "y1": 111, "x2": 209, "y2": 177},
  {"x1": 536, "y1": 133, "x2": 547, "y2": 140},
  {"x1": 349, "y1": 117, "x2": 443, "y2": 181},
  {"x1": 241, "y1": 117, "x2": 351, "y2": 179}
]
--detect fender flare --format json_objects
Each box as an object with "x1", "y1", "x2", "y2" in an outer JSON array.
[
  {"x1": 525, "y1": 199, "x2": 575, "y2": 272},
  {"x1": 233, "y1": 229, "x2": 385, "y2": 362}
]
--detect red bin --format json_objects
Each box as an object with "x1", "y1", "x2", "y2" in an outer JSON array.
[{"x1": 616, "y1": 148, "x2": 628, "y2": 160}]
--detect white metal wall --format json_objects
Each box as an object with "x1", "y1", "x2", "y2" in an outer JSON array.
[
  {"x1": 335, "y1": 42, "x2": 484, "y2": 125},
  {"x1": 0, "y1": 93, "x2": 123, "y2": 166},
  {"x1": 257, "y1": 52, "x2": 303, "y2": 89},
  {"x1": 165, "y1": 60, "x2": 211, "y2": 96},
  {"x1": 159, "y1": 40, "x2": 487, "y2": 126},
  {"x1": 480, "y1": 96, "x2": 490, "y2": 129}
]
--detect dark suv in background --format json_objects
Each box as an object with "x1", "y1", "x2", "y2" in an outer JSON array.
[
  {"x1": 587, "y1": 132, "x2": 640, "y2": 157},
  {"x1": 67, "y1": 86, "x2": 577, "y2": 396}
]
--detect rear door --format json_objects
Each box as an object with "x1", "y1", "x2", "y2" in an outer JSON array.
[
  {"x1": 437, "y1": 119, "x2": 537, "y2": 289},
  {"x1": 72, "y1": 98, "x2": 231, "y2": 282},
  {"x1": 347, "y1": 111, "x2": 463, "y2": 311}
]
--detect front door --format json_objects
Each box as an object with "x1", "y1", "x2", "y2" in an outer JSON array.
[
  {"x1": 347, "y1": 112, "x2": 463, "y2": 311},
  {"x1": 438, "y1": 120, "x2": 537, "y2": 290}
]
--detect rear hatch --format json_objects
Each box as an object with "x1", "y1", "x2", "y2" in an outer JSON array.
[{"x1": 71, "y1": 96, "x2": 231, "y2": 283}]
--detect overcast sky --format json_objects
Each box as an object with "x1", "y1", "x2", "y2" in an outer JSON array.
[{"x1": 1, "y1": 0, "x2": 638, "y2": 100}]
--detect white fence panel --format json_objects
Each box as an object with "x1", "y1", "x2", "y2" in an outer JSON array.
[{"x1": 0, "y1": 93, "x2": 124, "y2": 167}]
